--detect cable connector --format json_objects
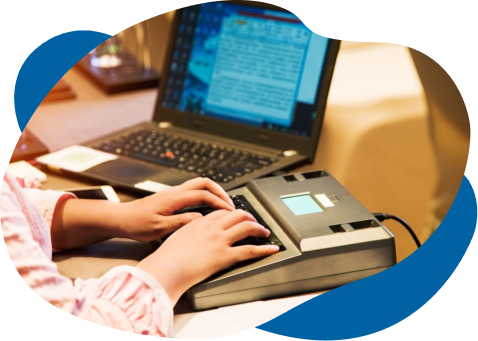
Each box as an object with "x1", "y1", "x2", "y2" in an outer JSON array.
[
  {"x1": 372, "y1": 212, "x2": 421, "y2": 248},
  {"x1": 372, "y1": 212, "x2": 391, "y2": 222}
]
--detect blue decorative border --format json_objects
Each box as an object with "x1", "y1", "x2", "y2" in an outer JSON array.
[
  {"x1": 14, "y1": 31, "x2": 477, "y2": 340},
  {"x1": 14, "y1": 31, "x2": 110, "y2": 131}
]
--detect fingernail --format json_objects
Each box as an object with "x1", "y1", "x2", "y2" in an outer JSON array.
[
  {"x1": 270, "y1": 245, "x2": 280, "y2": 252},
  {"x1": 228, "y1": 198, "x2": 235, "y2": 207},
  {"x1": 190, "y1": 212, "x2": 203, "y2": 220},
  {"x1": 264, "y1": 229, "x2": 271, "y2": 236}
]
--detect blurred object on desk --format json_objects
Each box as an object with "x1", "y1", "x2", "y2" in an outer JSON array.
[
  {"x1": 7, "y1": 160, "x2": 47, "y2": 183},
  {"x1": 10, "y1": 128, "x2": 49, "y2": 163},
  {"x1": 76, "y1": 20, "x2": 160, "y2": 94},
  {"x1": 40, "y1": 78, "x2": 76, "y2": 103}
]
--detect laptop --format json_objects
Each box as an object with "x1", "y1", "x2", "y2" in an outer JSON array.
[{"x1": 38, "y1": 1, "x2": 340, "y2": 194}]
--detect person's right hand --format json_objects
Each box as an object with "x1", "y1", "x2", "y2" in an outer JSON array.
[{"x1": 136, "y1": 209, "x2": 279, "y2": 306}]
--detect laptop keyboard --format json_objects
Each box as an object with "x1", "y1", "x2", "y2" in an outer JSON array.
[{"x1": 92, "y1": 128, "x2": 279, "y2": 183}]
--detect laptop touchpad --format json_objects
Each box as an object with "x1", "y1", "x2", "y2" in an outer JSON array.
[
  {"x1": 148, "y1": 170, "x2": 196, "y2": 186},
  {"x1": 86, "y1": 158, "x2": 196, "y2": 186},
  {"x1": 87, "y1": 158, "x2": 163, "y2": 184}
]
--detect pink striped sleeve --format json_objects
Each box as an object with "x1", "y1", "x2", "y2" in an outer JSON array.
[
  {"x1": 1, "y1": 174, "x2": 173, "y2": 336},
  {"x1": 22, "y1": 187, "x2": 75, "y2": 232},
  {"x1": 75, "y1": 266, "x2": 173, "y2": 336}
]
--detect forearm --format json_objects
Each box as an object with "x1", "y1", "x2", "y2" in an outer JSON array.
[
  {"x1": 51, "y1": 199, "x2": 129, "y2": 250},
  {"x1": 49, "y1": 177, "x2": 236, "y2": 250}
]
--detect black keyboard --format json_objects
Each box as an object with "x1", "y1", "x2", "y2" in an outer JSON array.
[
  {"x1": 176, "y1": 195, "x2": 285, "y2": 251},
  {"x1": 92, "y1": 128, "x2": 279, "y2": 183},
  {"x1": 231, "y1": 195, "x2": 285, "y2": 251}
]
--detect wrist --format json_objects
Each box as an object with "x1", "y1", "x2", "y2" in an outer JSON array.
[
  {"x1": 103, "y1": 201, "x2": 135, "y2": 238},
  {"x1": 112, "y1": 200, "x2": 143, "y2": 239},
  {"x1": 137, "y1": 249, "x2": 191, "y2": 306}
]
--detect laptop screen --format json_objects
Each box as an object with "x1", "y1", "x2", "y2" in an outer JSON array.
[{"x1": 161, "y1": 2, "x2": 330, "y2": 138}]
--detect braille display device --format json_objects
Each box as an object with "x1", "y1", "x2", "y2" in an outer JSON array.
[{"x1": 185, "y1": 170, "x2": 397, "y2": 310}]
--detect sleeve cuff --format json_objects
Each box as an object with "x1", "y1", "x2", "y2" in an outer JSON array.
[
  {"x1": 23, "y1": 188, "x2": 76, "y2": 230},
  {"x1": 74, "y1": 266, "x2": 173, "y2": 337}
]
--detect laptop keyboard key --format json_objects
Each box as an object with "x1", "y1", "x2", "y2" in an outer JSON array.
[{"x1": 129, "y1": 151, "x2": 179, "y2": 167}]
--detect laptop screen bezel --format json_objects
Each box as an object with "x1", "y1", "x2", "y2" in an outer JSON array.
[{"x1": 153, "y1": 0, "x2": 340, "y2": 160}]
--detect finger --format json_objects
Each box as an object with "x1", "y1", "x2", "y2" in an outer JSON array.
[
  {"x1": 180, "y1": 178, "x2": 234, "y2": 207},
  {"x1": 203, "y1": 209, "x2": 230, "y2": 221},
  {"x1": 160, "y1": 212, "x2": 203, "y2": 233},
  {"x1": 226, "y1": 221, "x2": 270, "y2": 243},
  {"x1": 213, "y1": 209, "x2": 257, "y2": 230},
  {"x1": 171, "y1": 190, "x2": 234, "y2": 211},
  {"x1": 232, "y1": 244, "x2": 280, "y2": 263}
]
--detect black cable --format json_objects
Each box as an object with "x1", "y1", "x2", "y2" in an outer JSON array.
[{"x1": 372, "y1": 213, "x2": 422, "y2": 248}]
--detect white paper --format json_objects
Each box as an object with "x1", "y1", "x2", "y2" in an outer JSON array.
[{"x1": 36, "y1": 145, "x2": 117, "y2": 172}]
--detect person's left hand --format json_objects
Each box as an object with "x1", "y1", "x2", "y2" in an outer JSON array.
[{"x1": 118, "y1": 177, "x2": 235, "y2": 241}]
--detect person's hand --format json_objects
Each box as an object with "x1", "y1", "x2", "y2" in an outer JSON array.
[
  {"x1": 118, "y1": 177, "x2": 235, "y2": 241},
  {"x1": 136, "y1": 209, "x2": 280, "y2": 306},
  {"x1": 50, "y1": 177, "x2": 234, "y2": 250}
]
